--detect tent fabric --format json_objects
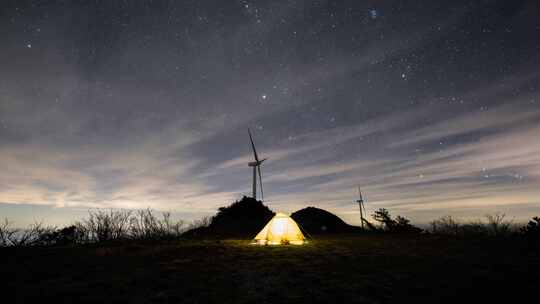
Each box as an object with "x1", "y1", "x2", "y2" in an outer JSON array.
[{"x1": 253, "y1": 212, "x2": 305, "y2": 245}]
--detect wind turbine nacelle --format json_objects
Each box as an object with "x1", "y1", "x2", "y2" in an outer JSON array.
[{"x1": 249, "y1": 158, "x2": 266, "y2": 167}]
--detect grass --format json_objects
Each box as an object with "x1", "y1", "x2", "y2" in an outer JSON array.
[{"x1": 3, "y1": 234, "x2": 539, "y2": 303}]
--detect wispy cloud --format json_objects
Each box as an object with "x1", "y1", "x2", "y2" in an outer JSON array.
[{"x1": 1, "y1": 1, "x2": 539, "y2": 227}]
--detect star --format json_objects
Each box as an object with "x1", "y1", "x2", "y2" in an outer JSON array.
[{"x1": 0, "y1": 0, "x2": 538, "y2": 235}]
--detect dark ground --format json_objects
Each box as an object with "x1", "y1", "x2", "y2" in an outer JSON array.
[{"x1": 3, "y1": 234, "x2": 539, "y2": 304}]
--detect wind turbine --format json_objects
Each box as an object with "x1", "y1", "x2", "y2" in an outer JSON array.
[
  {"x1": 356, "y1": 186, "x2": 367, "y2": 229},
  {"x1": 248, "y1": 129, "x2": 267, "y2": 201}
]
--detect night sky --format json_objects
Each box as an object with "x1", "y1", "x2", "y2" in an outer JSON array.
[{"x1": 1, "y1": 1, "x2": 539, "y2": 226}]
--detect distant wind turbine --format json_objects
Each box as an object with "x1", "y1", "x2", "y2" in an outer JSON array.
[
  {"x1": 356, "y1": 186, "x2": 367, "y2": 229},
  {"x1": 248, "y1": 129, "x2": 267, "y2": 201}
]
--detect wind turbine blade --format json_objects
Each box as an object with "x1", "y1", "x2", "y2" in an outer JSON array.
[
  {"x1": 360, "y1": 188, "x2": 367, "y2": 216},
  {"x1": 258, "y1": 166, "x2": 264, "y2": 201},
  {"x1": 362, "y1": 197, "x2": 367, "y2": 213},
  {"x1": 358, "y1": 186, "x2": 363, "y2": 201},
  {"x1": 363, "y1": 204, "x2": 367, "y2": 218},
  {"x1": 248, "y1": 128, "x2": 260, "y2": 162}
]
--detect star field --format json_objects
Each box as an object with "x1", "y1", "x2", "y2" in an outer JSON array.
[{"x1": 0, "y1": 0, "x2": 539, "y2": 226}]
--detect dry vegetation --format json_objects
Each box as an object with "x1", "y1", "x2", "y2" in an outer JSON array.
[
  {"x1": 1, "y1": 208, "x2": 539, "y2": 248},
  {"x1": 428, "y1": 213, "x2": 524, "y2": 238},
  {"x1": 1, "y1": 206, "x2": 539, "y2": 303},
  {"x1": 0, "y1": 209, "x2": 187, "y2": 247}
]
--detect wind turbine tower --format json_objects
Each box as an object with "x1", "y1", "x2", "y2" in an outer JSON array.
[
  {"x1": 248, "y1": 129, "x2": 267, "y2": 201},
  {"x1": 356, "y1": 186, "x2": 367, "y2": 229}
]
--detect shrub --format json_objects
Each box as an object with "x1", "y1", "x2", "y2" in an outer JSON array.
[
  {"x1": 0, "y1": 220, "x2": 58, "y2": 247},
  {"x1": 0, "y1": 219, "x2": 17, "y2": 247},
  {"x1": 393, "y1": 215, "x2": 423, "y2": 233},
  {"x1": 35, "y1": 225, "x2": 81, "y2": 246},
  {"x1": 460, "y1": 221, "x2": 488, "y2": 238},
  {"x1": 1, "y1": 209, "x2": 185, "y2": 247},
  {"x1": 157, "y1": 211, "x2": 185, "y2": 239},
  {"x1": 430, "y1": 214, "x2": 515, "y2": 238},
  {"x1": 371, "y1": 208, "x2": 394, "y2": 230},
  {"x1": 371, "y1": 209, "x2": 422, "y2": 233},
  {"x1": 485, "y1": 213, "x2": 512, "y2": 237},
  {"x1": 75, "y1": 209, "x2": 132, "y2": 242},
  {"x1": 521, "y1": 216, "x2": 540, "y2": 239},
  {"x1": 74, "y1": 209, "x2": 184, "y2": 242},
  {"x1": 185, "y1": 216, "x2": 212, "y2": 231},
  {"x1": 130, "y1": 209, "x2": 184, "y2": 240},
  {"x1": 430, "y1": 215, "x2": 459, "y2": 235}
]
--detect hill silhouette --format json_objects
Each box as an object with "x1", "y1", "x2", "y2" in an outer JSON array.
[
  {"x1": 291, "y1": 207, "x2": 360, "y2": 234},
  {"x1": 183, "y1": 196, "x2": 274, "y2": 238},
  {"x1": 183, "y1": 198, "x2": 360, "y2": 238}
]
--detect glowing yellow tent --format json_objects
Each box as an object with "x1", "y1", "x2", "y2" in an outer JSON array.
[{"x1": 253, "y1": 212, "x2": 305, "y2": 245}]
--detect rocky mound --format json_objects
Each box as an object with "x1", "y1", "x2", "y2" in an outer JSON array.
[
  {"x1": 291, "y1": 207, "x2": 359, "y2": 234},
  {"x1": 183, "y1": 196, "x2": 274, "y2": 238}
]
